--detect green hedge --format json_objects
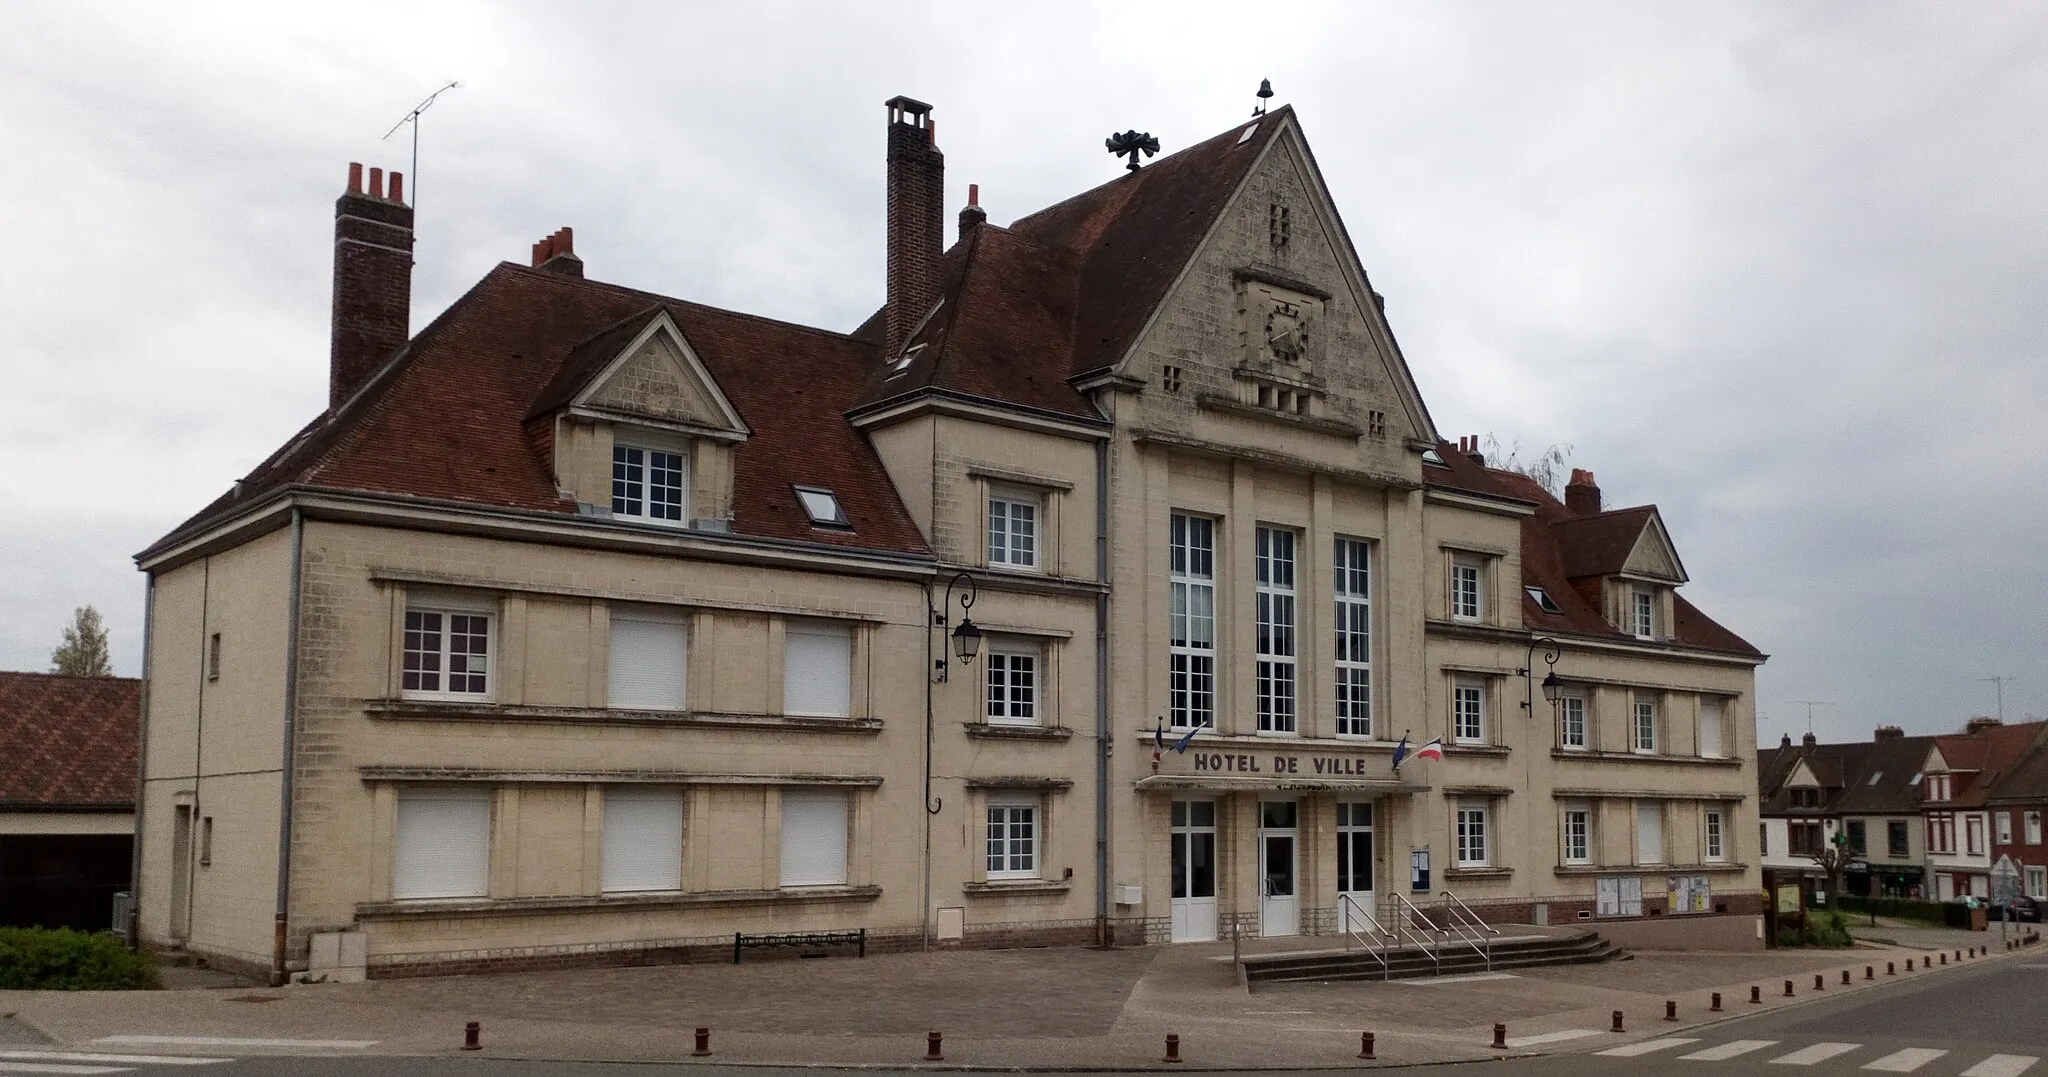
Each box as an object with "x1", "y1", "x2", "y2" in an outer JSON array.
[
  {"x1": 1835, "y1": 895, "x2": 1950, "y2": 923},
  {"x1": 0, "y1": 928, "x2": 161, "y2": 990}
]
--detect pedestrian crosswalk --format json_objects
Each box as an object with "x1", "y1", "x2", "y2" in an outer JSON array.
[
  {"x1": 1590, "y1": 1036, "x2": 2039, "y2": 1074},
  {"x1": 0, "y1": 1051, "x2": 232, "y2": 1075}
]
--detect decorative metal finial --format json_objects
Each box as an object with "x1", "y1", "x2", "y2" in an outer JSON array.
[
  {"x1": 1105, "y1": 130, "x2": 1161, "y2": 172},
  {"x1": 1253, "y1": 78, "x2": 1274, "y2": 117}
]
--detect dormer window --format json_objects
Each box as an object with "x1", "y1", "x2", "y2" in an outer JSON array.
[
  {"x1": 613, "y1": 443, "x2": 688, "y2": 525},
  {"x1": 794, "y1": 486, "x2": 849, "y2": 528}
]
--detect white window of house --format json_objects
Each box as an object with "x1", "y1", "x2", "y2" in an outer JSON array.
[
  {"x1": 1450, "y1": 555, "x2": 1483, "y2": 621},
  {"x1": 1967, "y1": 815, "x2": 1985, "y2": 855},
  {"x1": 1698, "y1": 699, "x2": 1724, "y2": 758},
  {"x1": 1635, "y1": 801, "x2": 1665, "y2": 864},
  {"x1": 1255, "y1": 526, "x2": 1297, "y2": 734},
  {"x1": 1559, "y1": 694, "x2": 1588, "y2": 750},
  {"x1": 1334, "y1": 537, "x2": 1372, "y2": 737},
  {"x1": 1562, "y1": 804, "x2": 1592, "y2": 865},
  {"x1": 1453, "y1": 678, "x2": 1486, "y2": 744},
  {"x1": 607, "y1": 609, "x2": 688, "y2": 711},
  {"x1": 1632, "y1": 587, "x2": 1655, "y2": 639},
  {"x1": 2028, "y1": 811, "x2": 2043, "y2": 845},
  {"x1": 985, "y1": 645, "x2": 1039, "y2": 726},
  {"x1": 1705, "y1": 808, "x2": 1727, "y2": 862},
  {"x1": 985, "y1": 795, "x2": 1040, "y2": 880},
  {"x1": 601, "y1": 788, "x2": 684, "y2": 893},
  {"x1": 1633, "y1": 697, "x2": 1658, "y2": 753},
  {"x1": 612, "y1": 443, "x2": 688, "y2": 523},
  {"x1": 778, "y1": 789, "x2": 849, "y2": 887},
  {"x1": 987, "y1": 489, "x2": 1041, "y2": 571},
  {"x1": 784, "y1": 621, "x2": 852, "y2": 717},
  {"x1": 2028, "y1": 865, "x2": 2047, "y2": 900},
  {"x1": 1997, "y1": 812, "x2": 2014, "y2": 846},
  {"x1": 402, "y1": 605, "x2": 493, "y2": 698},
  {"x1": 393, "y1": 789, "x2": 491, "y2": 900},
  {"x1": 1456, "y1": 801, "x2": 1491, "y2": 867},
  {"x1": 1169, "y1": 513, "x2": 1216, "y2": 730}
]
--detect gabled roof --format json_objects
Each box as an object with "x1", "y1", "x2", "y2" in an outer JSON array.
[
  {"x1": 0, "y1": 672, "x2": 139, "y2": 811},
  {"x1": 1757, "y1": 739, "x2": 1872, "y2": 816},
  {"x1": 146, "y1": 266, "x2": 931, "y2": 559},
  {"x1": 1553, "y1": 507, "x2": 1683, "y2": 581},
  {"x1": 1831, "y1": 733, "x2": 1941, "y2": 815},
  {"x1": 1423, "y1": 444, "x2": 1761, "y2": 656},
  {"x1": 1935, "y1": 721, "x2": 2048, "y2": 808}
]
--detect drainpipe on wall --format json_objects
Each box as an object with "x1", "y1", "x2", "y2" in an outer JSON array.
[
  {"x1": 1093, "y1": 433, "x2": 1112, "y2": 946},
  {"x1": 128, "y1": 574, "x2": 154, "y2": 949},
  {"x1": 271, "y1": 507, "x2": 305, "y2": 987},
  {"x1": 921, "y1": 576, "x2": 935, "y2": 953}
]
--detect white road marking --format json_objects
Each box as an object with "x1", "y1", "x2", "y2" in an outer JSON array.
[
  {"x1": 0, "y1": 1054, "x2": 229, "y2": 1066},
  {"x1": 1505, "y1": 1029, "x2": 1605, "y2": 1047},
  {"x1": 1402, "y1": 972, "x2": 1520, "y2": 985},
  {"x1": 1596, "y1": 1037, "x2": 1700, "y2": 1057},
  {"x1": 1770, "y1": 1043, "x2": 1862, "y2": 1066},
  {"x1": 0, "y1": 1063, "x2": 130, "y2": 1076},
  {"x1": 1862, "y1": 1047, "x2": 1949, "y2": 1072},
  {"x1": 1681, "y1": 1040, "x2": 1780, "y2": 1061},
  {"x1": 94, "y1": 1036, "x2": 376, "y2": 1050},
  {"x1": 1962, "y1": 1056, "x2": 2040, "y2": 1077}
]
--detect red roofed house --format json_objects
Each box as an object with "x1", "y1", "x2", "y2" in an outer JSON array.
[
  {"x1": 1918, "y1": 718, "x2": 2048, "y2": 900},
  {"x1": 0, "y1": 671, "x2": 139, "y2": 931},
  {"x1": 135, "y1": 95, "x2": 1764, "y2": 983}
]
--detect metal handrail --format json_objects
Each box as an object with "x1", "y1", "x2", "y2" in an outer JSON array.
[
  {"x1": 1338, "y1": 893, "x2": 1392, "y2": 980},
  {"x1": 1389, "y1": 892, "x2": 1440, "y2": 975},
  {"x1": 1440, "y1": 889, "x2": 1500, "y2": 970}
]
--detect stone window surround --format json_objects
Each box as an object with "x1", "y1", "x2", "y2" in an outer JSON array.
[{"x1": 969, "y1": 466, "x2": 1071, "y2": 578}]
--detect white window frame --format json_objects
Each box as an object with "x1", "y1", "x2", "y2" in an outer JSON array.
[
  {"x1": 783, "y1": 620, "x2": 853, "y2": 718},
  {"x1": 1631, "y1": 587, "x2": 1655, "y2": 639},
  {"x1": 606, "y1": 608, "x2": 689, "y2": 712},
  {"x1": 2028, "y1": 865, "x2": 2047, "y2": 900},
  {"x1": 1254, "y1": 526, "x2": 1298, "y2": 735},
  {"x1": 986, "y1": 487, "x2": 1042, "y2": 571},
  {"x1": 1705, "y1": 808, "x2": 1726, "y2": 862},
  {"x1": 402, "y1": 601, "x2": 496, "y2": 700},
  {"x1": 1559, "y1": 693, "x2": 1588, "y2": 750},
  {"x1": 1450, "y1": 555, "x2": 1483, "y2": 622},
  {"x1": 985, "y1": 644, "x2": 1040, "y2": 726},
  {"x1": 1997, "y1": 812, "x2": 2014, "y2": 846},
  {"x1": 1698, "y1": 699, "x2": 1724, "y2": 758},
  {"x1": 1635, "y1": 801, "x2": 1665, "y2": 865},
  {"x1": 985, "y1": 794, "x2": 1041, "y2": 880},
  {"x1": 1632, "y1": 697, "x2": 1658, "y2": 754},
  {"x1": 392, "y1": 789, "x2": 491, "y2": 901},
  {"x1": 1456, "y1": 801, "x2": 1491, "y2": 867},
  {"x1": 1562, "y1": 804, "x2": 1592, "y2": 865},
  {"x1": 1334, "y1": 537, "x2": 1372, "y2": 738},
  {"x1": 600, "y1": 787, "x2": 684, "y2": 894},
  {"x1": 1967, "y1": 815, "x2": 1985, "y2": 856},
  {"x1": 611, "y1": 441, "x2": 689, "y2": 525},
  {"x1": 1453, "y1": 678, "x2": 1486, "y2": 745},
  {"x1": 2027, "y1": 811, "x2": 2042, "y2": 845},
  {"x1": 1169, "y1": 513, "x2": 1216, "y2": 730}
]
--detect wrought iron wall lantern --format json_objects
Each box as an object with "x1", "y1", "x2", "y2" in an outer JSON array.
[
  {"x1": 930, "y1": 571, "x2": 982, "y2": 682},
  {"x1": 1519, "y1": 636, "x2": 1563, "y2": 718}
]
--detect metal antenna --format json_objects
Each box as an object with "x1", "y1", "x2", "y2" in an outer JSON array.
[
  {"x1": 1790, "y1": 700, "x2": 1836, "y2": 735},
  {"x1": 382, "y1": 80, "x2": 461, "y2": 210},
  {"x1": 1981, "y1": 676, "x2": 2018, "y2": 722}
]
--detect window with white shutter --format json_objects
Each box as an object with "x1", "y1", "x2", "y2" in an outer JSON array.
[
  {"x1": 784, "y1": 622, "x2": 853, "y2": 717},
  {"x1": 1698, "y1": 699, "x2": 1724, "y2": 758},
  {"x1": 393, "y1": 790, "x2": 491, "y2": 900},
  {"x1": 601, "y1": 788, "x2": 684, "y2": 893},
  {"x1": 607, "y1": 610, "x2": 688, "y2": 711},
  {"x1": 779, "y1": 789, "x2": 849, "y2": 887},
  {"x1": 1634, "y1": 801, "x2": 1665, "y2": 865}
]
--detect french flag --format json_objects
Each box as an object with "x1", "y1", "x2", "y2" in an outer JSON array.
[{"x1": 1415, "y1": 737, "x2": 1445, "y2": 762}]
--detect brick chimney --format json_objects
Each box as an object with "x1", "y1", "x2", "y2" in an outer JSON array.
[
  {"x1": 1802, "y1": 732, "x2": 1818, "y2": 748},
  {"x1": 884, "y1": 95, "x2": 943, "y2": 358},
  {"x1": 1875, "y1": 725, "x2": 1905, "y2": 741},
  {"x1": 330, "y1": 162, "x2": 415, "y2": 410},
  {"x1": 530, "y1": 227, "x2": 583, "y2": 278},
  {"x1": 958, "y1": 183, "x2": 987, "y2": 239},
  {"x1": 1565, "y1": 469, "x2": 1601, "y2": 516},
  {"x1": 1966, "y1": 716, "x2": 2003, "y2": 733}
]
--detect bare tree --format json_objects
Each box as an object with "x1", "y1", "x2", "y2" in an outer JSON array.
[
  {"x1": 1806, "y1": 837, "x2": 1861, "y2": 907},
  {"x1": 50, "y1": 605, "x2": 112, "y2": 677},
  {"x1": 1482, "y1": 434, "x2": 1574, "y2": 497}
]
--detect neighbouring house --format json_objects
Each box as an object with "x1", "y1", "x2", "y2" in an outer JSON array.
[
  {"x1": 1830, "y1": 726, "x2": 1939, "y2": 898},
  {"x1": 134, "y1": 96, "x2": 1766, "y2": 984},
  {"x1": 1985, "y1": 731, "x2": 2048, "y2": 904},
  {"x1": 0, "y1": 671, "x2": 139, "y2": 931},
  {"x1": 1921, "y1": 719, "x2": 2048, "y2": 900},
  {"x1": 1757, "y1": 732, "x2": 1853, "y2": 891}
]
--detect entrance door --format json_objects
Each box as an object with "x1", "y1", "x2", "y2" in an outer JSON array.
[
  {"x1": 169, "y1": 805, "x2": 193, "y2": 940},
  {"x1": 1337, "y1": 801, "x2": 1375, "y2": 933},
  {"x1": 1170, "y1": 800, "x2": 1217, "y2": 941},
  {"x1": 1259, "y1": 800, "x2": 1299, "y2": 937}
]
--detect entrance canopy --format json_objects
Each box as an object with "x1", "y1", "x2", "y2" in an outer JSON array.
[{"x1": 1136, "y1": 775, "x2": 1431, "y2": 794}]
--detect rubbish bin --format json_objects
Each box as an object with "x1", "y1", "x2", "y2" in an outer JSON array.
[{"x1": 1971, "y1": 905, "x2": 1988, "y2": 931}]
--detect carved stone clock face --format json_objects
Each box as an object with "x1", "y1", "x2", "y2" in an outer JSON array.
[{"x1": 1265, "y1": 300, "x2": 1311, "y2": 364}]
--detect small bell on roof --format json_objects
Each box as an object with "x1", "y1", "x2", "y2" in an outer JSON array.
[{"x1": 1253, "y1": 78, "x2": 1274, "y2": 117}]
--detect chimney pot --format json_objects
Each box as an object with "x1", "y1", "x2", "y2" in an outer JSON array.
[
  {"x1": 1781, "y1": 733, "x2": 1793, "y2": 749},
  {"x1": 1565, "y1": 467, "x2": 1602, "y2": 515},
  {"x1": 329, "y1": 162, "x2": 415, "y2": 409},
  {"x1": 347, "y1": 162, "x2": 364, "y2": 194},
  {"x1": 958, "y1": 183, "x2": 987, "y2": 239},
  {"x1": 532, "y1": 226, "x2": 584, "y2": 278},
  {"x1": 367, "y1": 166, "x2": 384, "y2": 199},
  {"x1": 1803, "y1": 732, "x2": 1818, "y2": 748},
  {"x1": 388, "y1": 171, "x2": 404, "y2": 204},
  {"x1": 1875, "y1": 725, "x2": 1905, "y2": 741}
]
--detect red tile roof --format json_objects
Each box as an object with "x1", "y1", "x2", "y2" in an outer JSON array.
[
  {"x1": 0, "y1": 672, "x2": 139, "y2": 811},
  {"x1": 1936, "y1": 721, "x2": 2048, "y2": 808}
]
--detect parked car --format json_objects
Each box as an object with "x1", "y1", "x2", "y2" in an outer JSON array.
[{"x1": 1988, "y1": 896, "x2": 2040, "y2": 923}]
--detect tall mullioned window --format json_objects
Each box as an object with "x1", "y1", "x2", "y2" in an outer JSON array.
[
  {"x1": 1169, "y1": 514, "x2": 1216, "y2": 730},
  {"x1": 1255, "y1": 526, "x2": 1297, "y2": 734},
  {"x1": 1450, "y1": 555, "x2": 1483, "y2": 621},
  {"x1": 1334, "y1": 538, "x2": 1372, "y2": 737},
  {"x1": 1559, "y1": 694, "x2": 1587, "y2": 749}
]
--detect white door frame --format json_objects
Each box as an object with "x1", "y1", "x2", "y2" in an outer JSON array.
[
  {"x1": 1337, "y1": 800, "x2": 1375, "y2": 933},
  {"x1": 1259, "y1": 799, "x2": 1299, "y2": 937},
  {"x1": 1170, "y1": 799, "x2": 1218, "y2": 942}
]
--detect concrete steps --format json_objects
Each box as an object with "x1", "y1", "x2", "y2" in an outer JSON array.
[{"x1": 1242, "y1": 928, "x2": 1622, "y2": 984}]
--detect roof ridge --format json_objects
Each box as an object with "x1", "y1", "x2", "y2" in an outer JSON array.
[
  {"x1": 498, "y1": 263, "x2": 873, "y2": 347},
  {"x1": 1010, "y1": 108, "x2": 1286, "y2": 234}
]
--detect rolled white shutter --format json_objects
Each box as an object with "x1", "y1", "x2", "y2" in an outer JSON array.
[
  {"x1": 1635, "y1": 801, "x2": 1664, "y2": 864},
  {"x1": 779, "y1": 790, "x2": 849, "y2": 886},
  {"x1": 601, "y1": 789, "x2": 684, "y2": 893},
  {"x1": 784, "y1": 623, "x2": 852, "y2": 717},
  {"x1": 394, "y1": 790, "x2": 491, "y2": 899},
  {"x1": 1698, "y1": 701, "x2": 1724, "y2": 758},
  {"x1": 608, "y1": 612, "x2": 688, "y2": 711}
]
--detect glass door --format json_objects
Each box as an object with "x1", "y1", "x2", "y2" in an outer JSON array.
[
  {"x1": 1259, "y1": 800, "x2": 1299, "y2": 937},
  {"x1": 1170, "y1": 800, "x2": 1217, "y2": 941},
  {"x1": 1337, "y1": 800, "x2": 1374, "y2": 933}
]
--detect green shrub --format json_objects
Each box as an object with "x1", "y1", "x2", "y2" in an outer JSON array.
[
  {"x1": 1837, "y1": 895, "x2": 1947, "y2": 923},
  {"x1": 1814, "y1": 911, "x2": 1854, "y2": 948},
  {"x1": 0, "y1": 927, "x2": 161, "y2": 990}
]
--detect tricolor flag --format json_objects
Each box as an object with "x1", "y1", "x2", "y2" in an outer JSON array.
[
  {"x1": 1415, "y1": 737, "x2": 1445, "y2": 762},
  {"x1": 1390, "y1": 732, "x2": 1411, "y2": 772},
  {"x1": 1153, "y1": 720, "x2": 1165, "y2": 764}
]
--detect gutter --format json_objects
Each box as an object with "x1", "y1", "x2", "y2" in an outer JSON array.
[
  {"x1": 271, "y1": 508, "x2": 304, "y2": 986},
  {"x1": 1092, "y1": 432, "x2": 1112, "y2": 944}
]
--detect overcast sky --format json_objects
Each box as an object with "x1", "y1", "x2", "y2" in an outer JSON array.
[{"x1": 4, "y1": 2, "x2": 2044, "y2": 744}]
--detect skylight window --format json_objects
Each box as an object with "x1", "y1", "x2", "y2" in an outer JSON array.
[
  {"x1": 1867, "y1": 771, "x2": 1883, "y2": 786},
  {"x1": 794, "y1": 486, "x2": 849, "y2": 527},
  {"x1": 888, "y1": 342, "x2": 926, "y2": 375},
  {"x1": 1422, "y1": 448, "x2": 1445, "y2": 466},
  {"x1": 1525, "y1": 586, "x2": 1562, "y2": 614},
  {"x1": 1237, "y1": 122, "x2": 1259, "y2": 145}
]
